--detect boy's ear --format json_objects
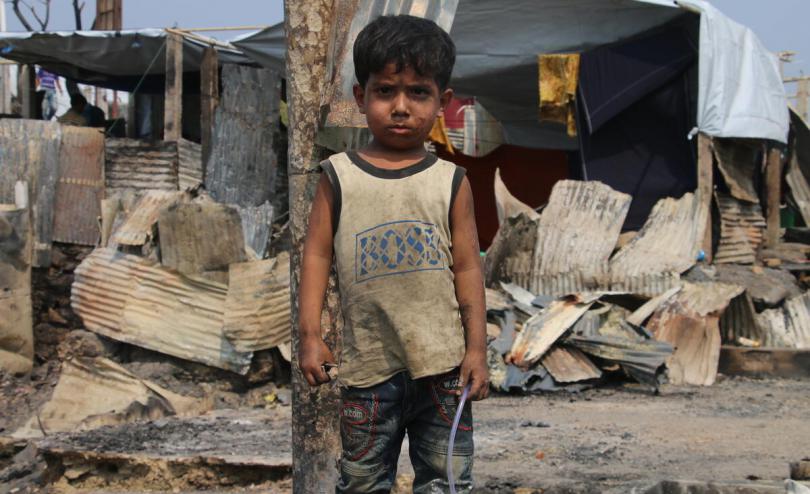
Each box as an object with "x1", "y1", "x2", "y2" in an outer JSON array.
[
  {"x1": 353, "y1": 84, "x2": 366, "y2": 114},
  {"x1": 439, "y1": 88, "x2": 454, "y2": 116}
]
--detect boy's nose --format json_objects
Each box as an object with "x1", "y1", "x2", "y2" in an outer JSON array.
[{"x1": 392, "y1": 92, "x2": 409, "y2": 116}]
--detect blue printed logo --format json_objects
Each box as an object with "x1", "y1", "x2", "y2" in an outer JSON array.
[{"x1": 355, "y1": 220, "x2": 446, "y2": 283}]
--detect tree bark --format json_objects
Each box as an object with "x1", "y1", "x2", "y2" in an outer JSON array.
[{"x1": 286, "y1": 1, "x2": 343, "y2": 492}]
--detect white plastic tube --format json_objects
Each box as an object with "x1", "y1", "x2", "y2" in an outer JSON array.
[{"x1": 447, "y1": 384, "x2": 471, "y2": 494}]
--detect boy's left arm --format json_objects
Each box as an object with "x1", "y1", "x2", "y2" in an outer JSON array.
[{"x1": 450, "y1": 175, "x2": 490, "y2": 401}]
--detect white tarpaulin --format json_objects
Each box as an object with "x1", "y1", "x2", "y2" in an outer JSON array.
[{"x1": 679, "y1": 0, "x2": 788, "y2": 143}]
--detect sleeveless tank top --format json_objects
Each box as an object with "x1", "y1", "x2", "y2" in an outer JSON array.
[{"x1": 322, "y1": 151, "x2": 467, "y2": 387}]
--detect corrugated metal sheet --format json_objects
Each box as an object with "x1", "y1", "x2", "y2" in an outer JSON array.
[
  {"x1": 509, "y1": 293, "x2": 599, "y2": 368},
  {"x1": 719, "y1": 293, "x2": 762, "y2": 344},
  {"x1": 178, "y1": 138, "x2": 203, "y2": 190},
  {"x1": 12, "y1": 357, "x2": 203, "y2": 439},
  {"x1": 626, "y1": 285, "x2": 682, "y2": 326},
  {"x1": 494, "y1": 168, "x2": 539, "y2": 225},
  {"x1": 0, "y1": 206, "x2": 33, "y2": 374},
  {"x1": 0, "y1": 120, "x2": 61, "y2": 266},
  {"x1": 712, "y1": 138, "x2": 760, "y2": 203},
  {"x1": 610, "y1": 192, "x2": 704, "y2": 296},
  {"x1": 205, "y1": 65, "x2": 281, "y2": 208},
  {"x1": 71, "y1": 248, "x2": 253, "y2": 373},
  {"x1": 568, "y1": 335, "x2": 673, "y2": 387},
  {"x1": 714, "y1": 192, "x2": 765, "y2": 265},
  {"x1": 110, "y1": 190, "x2": 189, "y2": 246},
  {"x1": 786, "y1": 155, "x2": 810, "y2": 225},
  {"x1": 755, "y1": 308, "x2": 793, "y2": 348},
  {"x1": 541, "y1": 346, "x2": 601, "y2": 383},
  {"x1": 531, "y1": 180, "x2": 631, "y2": 296},
  {"x1": 52, "y1": 127, "x2": 105, "y2": 246},
  {"x1": 646, "y1": 282, "x2": 742, "y2": 386},
  {"x1": 783, "y1": 292, "x2": 810, "y2": 349},
  {"x1": 484, "y1": 213, "x2": 537, "y2": 289},
  {"x1": 224, "y1": 252, "x2": 291, "y2": 352},
  {"x1": 105, "y1": 139, "x2": 178, "y2": 193},
  {"x1": 238, "y1": 201, "x2": 274, "y2": 260},
  {"x1": 322, "y1": 0, "x2": 459, "y2": 127},
  {"x1": 157, "y1": 201, "x2": 247, "y2": 281}
]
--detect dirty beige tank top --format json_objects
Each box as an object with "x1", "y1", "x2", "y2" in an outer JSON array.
[{"x1": 322, "y1": 151, "x2": 467, "y2": 388}]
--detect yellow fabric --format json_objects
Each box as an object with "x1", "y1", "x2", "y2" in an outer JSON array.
[
  {"x1": 279, "y1": 99, "x2": 288, "y2": 127},
  {"x1": 539, "y1": 53, "x2": 580, "y2": 137},
  {"x1": 428, "y1": 114, "x2": 455, "y2": 154}
]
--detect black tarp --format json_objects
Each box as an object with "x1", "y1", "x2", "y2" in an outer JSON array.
[{"x1": 575, "y1": 25, "x2": 698, "y2": 231}]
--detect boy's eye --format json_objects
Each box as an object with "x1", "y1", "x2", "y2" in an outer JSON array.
[
  {"x1": 375, "y1": 86, "x2": 393, "y2": 95},
  {"x1": 411, "y1": 87, "x2": 430, "y2": 96}
]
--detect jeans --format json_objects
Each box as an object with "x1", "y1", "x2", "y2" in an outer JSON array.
[
  {"x1": 336, "y1": 369, "x2": 474, "y2": 493},
  {"x1": 42, "y1": 89, "x2": 56, "y2": 121}
]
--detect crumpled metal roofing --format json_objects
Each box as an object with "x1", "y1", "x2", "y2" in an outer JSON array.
[
  {"x1": 509, "y1": 292, "x2": 600, "y2": 368},
  {"x1": 0, "y1": 206, "x2": 33, "y2": 374},
  {"x1": 484, "y1": 213, "x2": 537, "y2": 289},
  {"x1": 786, "y1": 154, "x2": 810, "y2": 226},
  {"x1": 714, "y1": 192, "x2": 765, "y2": 265},
  {"x1": 783, "y1": 292, "x2": 810, "y2": 349},
  {"x1": 224, "y1": 253, "x2": 291, "y2": 352},
  {"x1": 541, "y1": 346, "x2": 602, "y2": 383},
  {"x1": 610, "y1": 192, "x2": 704, "y2": 296},
  {"x1": 178, "y1": 139, "x2": 203, "y2": 191},
  {"x1": 110, "y1": 190, "x2": 188, "y2": 247},
  {"x1": 71, "y1": 248, "x2": 253, "y2": 373},
  {"x1": 567, "y1": 335, "x2": 673, "y2": 387},
  {"x1": 531, "y1": 180, "x2": 631, "y2": 296}
]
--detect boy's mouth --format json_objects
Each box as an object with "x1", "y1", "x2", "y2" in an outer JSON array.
[{"x1": 388, "y1": 125, "x2": 413, "y2": 135}]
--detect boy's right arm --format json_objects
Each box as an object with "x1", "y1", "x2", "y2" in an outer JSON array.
[{"x1": 298, "y1": 173, "x2": 337, "y2": 386}]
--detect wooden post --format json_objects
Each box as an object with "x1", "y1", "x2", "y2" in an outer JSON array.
[
  {"x1": 765, "y1": 145, "x2": 783, "y2": 247},
  {"x1": 19, "y1": 64, "x2": 36, "y2": 119},
  {"x1": 200, "y1": 46, "x2": 219, "y2": 178},
  {"x1": 163, "y1": 31, "x2": 183, "y2": 141},
  {"x1": 286, "y1": 1, "x2": 342, "y2": 492},
  {"x1": 798, "y1": 78, "x2": 810, "y2": 122},
  {"x1": 697, "y1": 133, "x2": 714, "y2": 262}
]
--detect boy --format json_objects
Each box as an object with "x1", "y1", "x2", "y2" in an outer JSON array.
[{"x1": 299, "y1": 15, "x2": 489, "y2": 493}]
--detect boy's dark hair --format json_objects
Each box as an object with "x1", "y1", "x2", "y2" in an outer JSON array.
[{"x1": 353, "y1": 15, "x2": 455, "y2": 90}]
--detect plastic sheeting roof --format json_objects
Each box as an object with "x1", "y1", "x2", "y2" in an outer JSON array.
[
  {"x1": 0, "y1": 29, "x2": 253, "y2": 92},
  {"x1": 231, "y1": 23, "x2": 285, "y2": 75}
]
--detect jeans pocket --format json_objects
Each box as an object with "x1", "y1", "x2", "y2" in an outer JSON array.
[
  {"x1": 429, "y1": 370, "x2": 473, "y2": 433},
  {"x1": 340, "y1": 392, "x2": 380, "y2": 461}
]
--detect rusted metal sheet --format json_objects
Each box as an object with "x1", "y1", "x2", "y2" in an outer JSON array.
[
  {"x1": 322, "y1": 0, "x2": 459, "y2": 128},
  {"x1": 646, "y1": 282, "x2": 743, "y2": 386},
  {"x1": 509, "y1": 293, "x2": 600, "y2": 368},
  {"x1": 12, "y1": 357, "x2": 204, "y2": 439},
  {"x1": 52, "y1": 127, "x2": 105, "y2": 246},
  {"x1": 177, "y1": 138, "x2": 203, "y2": 190},
  {"x1": 205, "y1": 64, "x2": 281, "y2": 208},
  {"x1": 626, "y1": 286, "x2": 682, "y2": 327},
  {"x1": 541, "y1": 346, "x2": 601, "y2": 383},
  {"x1": 568, "y1": 335, "x2": 673, "y2": 387},
  {"x1": 224, "y1": 252, "x2": 291, "y2": 352},
  {"x1": 532, "y1": 180, "x2": 631, "y2": 296},
  {"x1": 786, "y1": 154, "x2": 810, "y2": 225},
  {"x1": 157, "y1": 201, "x2": 247, "y2": 282},
  {"x1": 714, "y1": 192, "x2": 765, "y2": 265},
  {"x1": 756, "y1": 308, "x2": 791, "y2": 348},
  {"x1": 105, "y1": 139, "x2": 178, "y2": 193},
  {"x1": 71, "y1": 248, "x2": 253, "y2": 373},
  {"x1": 610, "y1": 193, "x2": 704, "y2": 296},
  {"x1": 484, "y1": 212, "x2": 537, "y2": 289},
  {"x1": 494, "y1": 168, "x2": 539, "y2": 226},
  {"x1": 0, "y1": 205, "x2": 33, "y2": 374},
  {"x1": 110, "y1": 190, "x2": 189, "y2": 246},
  {"x1": 712, "y1": 138, "x2": 760, "y2": 203},
  {"x1": 238, "y1": 201, "x2": 274, "y2": 260},
  {"x1": 783, "y1": 292, "x2": 810, "y2": 349},
  {"x1": 0, "y1": 120, "x2": 60, "y2": 266}
]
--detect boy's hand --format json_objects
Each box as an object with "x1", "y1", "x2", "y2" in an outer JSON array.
[
  {"x1": 459, "y1": 350, "x2": 490, "y2": 401},
  {"x1": 299, "y1": 335, "x2": 336, "y2": 387}
]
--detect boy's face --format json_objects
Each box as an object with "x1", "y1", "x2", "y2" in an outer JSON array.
[{"x1": 354, "y1": 62, "x2": 453, "y2": 153}]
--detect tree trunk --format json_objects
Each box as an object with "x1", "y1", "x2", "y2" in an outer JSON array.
[{"x1": 286, "y1": 1, "x2": 343, "y2": 492}]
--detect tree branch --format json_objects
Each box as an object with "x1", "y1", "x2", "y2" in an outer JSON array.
[
  {"x1": 72, "y1": 0, "x2": 84, "y2": 30},
  {"x1": 10, "y1": 0, "x2": 35, "y2": 32}
]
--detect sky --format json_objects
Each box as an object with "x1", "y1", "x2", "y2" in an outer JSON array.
[{"x1": 2, "y1": 1, "x2": 808, "y2": 86}]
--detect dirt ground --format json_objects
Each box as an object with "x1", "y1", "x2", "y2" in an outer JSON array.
[{"x1": 4, "y1": 375, "x2": 808, "y2": 493}]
